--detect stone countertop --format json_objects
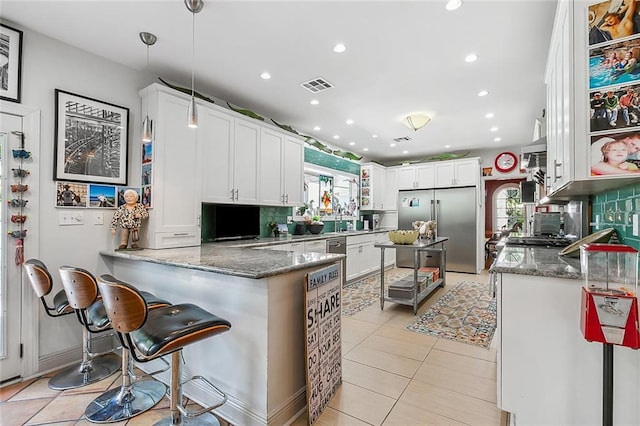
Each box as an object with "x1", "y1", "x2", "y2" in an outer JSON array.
[
  {"x1": 100, "y1": 245, "x2": 345, "y2": 279},
  {"x1": 491, "y1": 245, "x2": 582, "y2": 279},
  {"x1": 217, "y1": 228, "x2": 394, "y2": 248}
]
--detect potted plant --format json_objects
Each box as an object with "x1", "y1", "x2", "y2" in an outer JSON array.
[{"x1": 267, "y1": 221, "x2": 278, "y2": 237}]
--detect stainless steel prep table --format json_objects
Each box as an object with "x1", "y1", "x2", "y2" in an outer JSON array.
[{"x1": 375, "y1": 237, "x2": 448, "y2": 314}]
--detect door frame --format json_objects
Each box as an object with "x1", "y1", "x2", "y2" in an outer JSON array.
[{"x1": 1, "y1": 101, "x2": 41, "y2": 381}]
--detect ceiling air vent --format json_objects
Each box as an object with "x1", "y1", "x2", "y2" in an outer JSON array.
[
  {"x1": 393, "y1": 136, "x2": 412, "y2": 143},
  {"x1": 300, "y1": 77, "x2": 334, "y2": 93}
]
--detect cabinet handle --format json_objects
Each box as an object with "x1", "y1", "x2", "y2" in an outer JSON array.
[
  {"x1": 173, "y1": 233, "x2": 189, "y2": 236},
  {"x1": 230, "y1": 189, "x2": 235, "y2": 200},
  {"x1": 554, "y1": 160, "x2": 562, "y2": 179},
  {"x1": 281, "y1": 194, "x2": 285, "y2": 203},
  {"x1": 235, "y1": 189, "x2": 239, "y2": 200},
  {"x1": 285, "y1": 194, "x2": 289, "y2": 203}
]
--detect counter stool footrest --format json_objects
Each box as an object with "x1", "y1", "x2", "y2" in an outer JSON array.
[
  {"x1": 177, "y1": 375, "x2": 227, "y2": 419},
  {"x1": 130, "y1": 356, "x2": 170, "y2": 381}
]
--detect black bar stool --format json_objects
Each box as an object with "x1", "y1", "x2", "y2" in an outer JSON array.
[
  {"x1": 23, "y1": 259, "x2": 120, "y2": 390},
  {"x1": 59, "y1": 266, "x2": 171, "y2": 423},
  {"x1": 97, "y1": 274, "x2": 231, "y2": 426}
]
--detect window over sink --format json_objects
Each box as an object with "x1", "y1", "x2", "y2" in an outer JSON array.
[{"x1": 295, "y1": 165, "x2": 359, "y2": 220}]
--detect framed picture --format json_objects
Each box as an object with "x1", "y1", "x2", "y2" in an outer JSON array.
[
  {"x1": 56, "y1": 181, "x2": 88, "y2": 207},
  {"x1": 54, "y1": 89, "x2": 129, "y2": 185},
  {"x1": 88, "y1": 184, "x2": 116, "y2": 208},
  {"x1": 0, "y1": 23, "x2": 23, "y2": 103}
]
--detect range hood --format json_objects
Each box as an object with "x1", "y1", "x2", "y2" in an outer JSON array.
[{"x1": 521, "y1": 136, "x2": 547, "y2": 169}]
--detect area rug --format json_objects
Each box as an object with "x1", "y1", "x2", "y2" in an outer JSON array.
[
  {"x1": 405, "y1": 280, "x2": 496, "y2": 348},
  {"x1": 341, "y1": 268, "x2": 413, "y2": 316}
]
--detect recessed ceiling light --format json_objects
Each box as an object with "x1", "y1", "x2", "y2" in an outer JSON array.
[
  {"x1": 310, "y1": 99, "x2": 319, "y2": 105},
  {"x1": 445, "y1": 0, "x2": 462, "y2": 11},
  {"x1": 333, "y1": 135, "x2": 340, "y2": 139},
  {"x1": 478, "y1": 90, "x2": 489, "y2": 97},
  {"x1": 313, "y1": 126, "x2": 321, "y2": 131},
  {"x1": 346, "y1": 119, "x2": 354, "y2": 125},
  {"x1": 349, "y1": 141, "x2": 356, "y2": 146},
  {"x1": 402, "y1": 150, "x2": 409, "y2": 154},
  {"x1": 485, "y1": 112, "x2": 494, "y2": 118},
  {"x1": 260, "y1": 72, "x2": 271, "y2": 80},
  {"x1": 464, "y1": 53, "x2": 477, "y2": 63},
  {"x1": 333, "y1": 43, "x2": 346, "y2": 53},
  {"x1": 363, "y1": 148, "x2": 369, "y2": 151},
  {"x1": 490, "y1": 126, "x2": 498, "y2": 132},
  {"x1": 494, "y1": 137, "x2": 502, "y2": 142},
  {"x1": 390, "y1": 143, "x2": 396, "y2": 147},
  {"x1": 372, "y1": 134, "x2": 378, "y2": 138},
  {"x1": 445, "y1": 144, "x2": 451, "y2": 148}
]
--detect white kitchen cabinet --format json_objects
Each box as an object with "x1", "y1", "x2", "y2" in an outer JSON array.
[
  {"x1": 346, "y1": 244, "x2": 362, "y2": 282},
  {"x1": 497, "y1": 272, "x2": 639, "y2": 425},
  {"x1": 199, "y1": 107, "x2": 235, "y2": 203},
  {"x1": 384, "y1": 168, "x2": 398, "y2": 211},
  {"x1": 345, "y1": 233, "x2": 389, "y2": 281},
  {"x1": 434, "y1": 158, "x2": 479, "y2": 188},
  {"x1": 282, "y1": 136, "x2": 304, "y2": 206},
  {"x1": 258, "y1": 129, "x2": 304, "y2": 207},
  {"x1": 140, "y1": 84, "x2": 201, "y2": 248},
  {"x1": 396, "y1": 164, "x2": 435, "y2": 190},
  {"x1": 304, "y1": 240, "x2": 326, "y2": 253},
  {"x1": 233, "y1": 120, "x2": 260, "y2": 204},
  {"x1": 543, "y1": 1, "x2": 638, "y2": 198},
  {"x1": 360, "y1": 163, "x2": 387, "y2": 210}
]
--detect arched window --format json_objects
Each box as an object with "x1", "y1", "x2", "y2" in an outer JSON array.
[{"x1": 493, "y1": 183, "x2": 524, "y2": 231}]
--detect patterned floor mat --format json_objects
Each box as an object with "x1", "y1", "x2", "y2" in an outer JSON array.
[
  {"x1": 405, "y1": 280, "x2": 496, "y2": 348},
  {"x1": 341, "y1": 268, "x2": 413, "y2": 316}
]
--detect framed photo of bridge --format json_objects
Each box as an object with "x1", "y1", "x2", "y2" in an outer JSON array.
[{"x1": 54, "y1": 89, "x2": 129, "y2": 185}]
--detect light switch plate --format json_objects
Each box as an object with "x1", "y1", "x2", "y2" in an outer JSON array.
[
  {"x1": 59, "y1": 211, "x2": 84, "y2": 226},
  {"x1": 633, "y1": 214, "x2": 639, "y2": 237},
  {"x1": 95, "y1": 212, "x2": 104, "y2": 225}
]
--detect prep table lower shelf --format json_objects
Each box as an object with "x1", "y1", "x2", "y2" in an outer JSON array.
[{"x1": 375, "y1": 237, "x2": 448, "y2": 314}]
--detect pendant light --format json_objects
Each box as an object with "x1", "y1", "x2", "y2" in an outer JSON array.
[
  {"x1": 185, "y1": 0, "x2": 203, "y2": 128},
  {"x1": 140, "y1": 31, "x2": 157, "y2": 142}
]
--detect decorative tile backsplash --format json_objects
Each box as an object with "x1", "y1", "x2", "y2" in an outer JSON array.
[
  {"x1": 304, "y1": 147, "x2": 360, "y2": 175},
  {"x1": 591, "y1": 181, "x2": 640, "y2": 257}
]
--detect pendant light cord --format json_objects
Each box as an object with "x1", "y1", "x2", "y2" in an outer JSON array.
[{"x1": 191, "y1": 10, "x2": 195, "y2": 98}]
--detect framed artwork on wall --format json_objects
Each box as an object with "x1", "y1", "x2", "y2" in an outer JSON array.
[
  {"x1": 54, "y1": 89, "x2": 129, "y2": 185},
  {"x1": 0, "y1": 23, "x2": 23, "y2": 103}
]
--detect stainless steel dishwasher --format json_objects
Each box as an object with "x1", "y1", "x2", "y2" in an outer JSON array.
[{"x1": 326, "y1": 236, "x2": 347, "y2": 254}]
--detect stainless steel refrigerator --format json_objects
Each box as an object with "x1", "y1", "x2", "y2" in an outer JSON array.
[{"x1": 397, "y1": 187, "x2": 477, "y2": 273}]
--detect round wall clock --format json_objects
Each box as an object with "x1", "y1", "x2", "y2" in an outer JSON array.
[{"x1": 494, "y1": 151, "x2": 518, "y2": 173}]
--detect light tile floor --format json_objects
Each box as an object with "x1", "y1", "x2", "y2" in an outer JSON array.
[{"x1": 1, "y1": 271, "x2": 505, "y2": 425}]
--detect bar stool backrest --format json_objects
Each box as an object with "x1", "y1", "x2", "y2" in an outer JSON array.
[
  {"x1": 59, "y1": 266, "x2": 99, "y2": 310},
  {"x1": 24, "y1": 259, "x2": 53, "y2": 298},
  {"x1": 97, "y1": 274, "x2": 148, "y2": 334}
]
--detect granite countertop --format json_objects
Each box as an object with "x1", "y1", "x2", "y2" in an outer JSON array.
[
  {"x1": 219, "y1": 228, "x2": 394, "y2": 248},
  {"x1": 491, "y1": 245, "x2": 582, "y2": 279},
  {"x1": 100, "y1": 245, "x2": 345, "y2": 279}
]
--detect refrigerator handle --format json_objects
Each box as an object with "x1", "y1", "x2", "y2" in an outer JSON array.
[
  {"x1": 434, "y1": 199, "x2": 440, "y2": 223},
  {"x1": 430, "y1": 199, "x2": 435, "y2": 220}
]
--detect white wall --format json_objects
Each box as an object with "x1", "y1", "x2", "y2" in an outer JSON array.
[{"x1": 13, "y1": 23, "x2": 150, "y2": 367}]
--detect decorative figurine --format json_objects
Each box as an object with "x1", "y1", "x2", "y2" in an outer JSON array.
[
  {"x1": 412, "y1": 220, "x2": 437, "y2": 239},
  {"x1": 110, "y1": 189, "x2": 148, "y2": 250}
]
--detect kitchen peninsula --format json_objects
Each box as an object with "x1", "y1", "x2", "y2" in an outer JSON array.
[
  {"x1": 99, "y1": 244, "x2": 345, "y2": 426},
  {"x1": 492, "y1": 245, "x2": 639, "y2": 425}
]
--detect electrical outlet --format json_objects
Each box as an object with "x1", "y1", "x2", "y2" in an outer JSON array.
[
  {"x1": 95, "y1": 212, "x2": 104, "y2": 225},
  {"x1": 287, "y1": 216, "x2": 293, "y2": 224}
]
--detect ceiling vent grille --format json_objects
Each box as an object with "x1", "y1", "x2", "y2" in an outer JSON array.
[
  {"x1": 393, "y1": 136, "x2": 412, "y2": 143},
  {"x1": 301, "y1": 77, "x2": 334, "y2": 93}
]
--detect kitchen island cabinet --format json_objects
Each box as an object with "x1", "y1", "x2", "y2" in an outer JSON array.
[
  {"x1": 492, "y1": 246, "x2": 639, "y2": 425},
  {"x1": 99, "y1": 245, "x2": 344, "y2": 426}
]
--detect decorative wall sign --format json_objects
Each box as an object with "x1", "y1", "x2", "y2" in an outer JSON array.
[
  {"x1": 305, "y1": 263, "x2": 342, "y2": 425},
  {"x1": 54, "y1": 89, "x2": 129, "y2": 185},
  {"x1": 0, "y1": 23, "x2": 23, "y2": 103}
]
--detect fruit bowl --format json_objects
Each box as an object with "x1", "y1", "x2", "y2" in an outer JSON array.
[{"x1": 389, "y1": 230, "x2": 419, "y2": 244}]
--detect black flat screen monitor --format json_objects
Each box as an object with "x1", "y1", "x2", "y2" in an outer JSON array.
[{"x1": 201, "y1": 204, "x2": 260, "y2": 242}]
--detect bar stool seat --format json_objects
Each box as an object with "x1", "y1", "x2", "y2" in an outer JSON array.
[
  {"x1": 97, "y1": 274, "x2": 231, "y2": 426},
  {"x1": 59, "y1": 266, "x2": 171, "y2": 423},
  {"x1": 24, "y1": 259, "x2": 120, "y2": 390}
]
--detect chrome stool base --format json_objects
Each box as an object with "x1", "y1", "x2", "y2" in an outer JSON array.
[
  {"x1": 84, "y1": 379, "x2": 166, "y2": 423},
  {"x1": 48, "y1": 353, "x2": 120, "y2": 390},
  {"x1": 154, "y1": 412, "x2": 221, "y2": 426}
]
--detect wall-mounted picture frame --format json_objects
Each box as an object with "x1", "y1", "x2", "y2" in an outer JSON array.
[
  {"x1": 590, "y1": 131, "x2": 640, "y2": 175},
  {"x1": 88, "y1": 184, "x2": 116, "y2": 208},
  {"x1": 0, "y1": 23, "x2": 23, "y2": 103},
  {"x1": 589, "y1": 36, "x2": 640, "y2": 89},
  {"x1": 56, "y1": 181, "x2": 88, "y2": 207},
  {"x1": 54, "y1": 89, "x2": 129, "y2": 185}
]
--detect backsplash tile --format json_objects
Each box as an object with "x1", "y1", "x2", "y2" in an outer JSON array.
[
  {"x1": 304, "y1": 147, "x2": 360, "y2": 175},
  {"x1": 591, "y1": 181, "x2": 640, "y2": 263}
]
